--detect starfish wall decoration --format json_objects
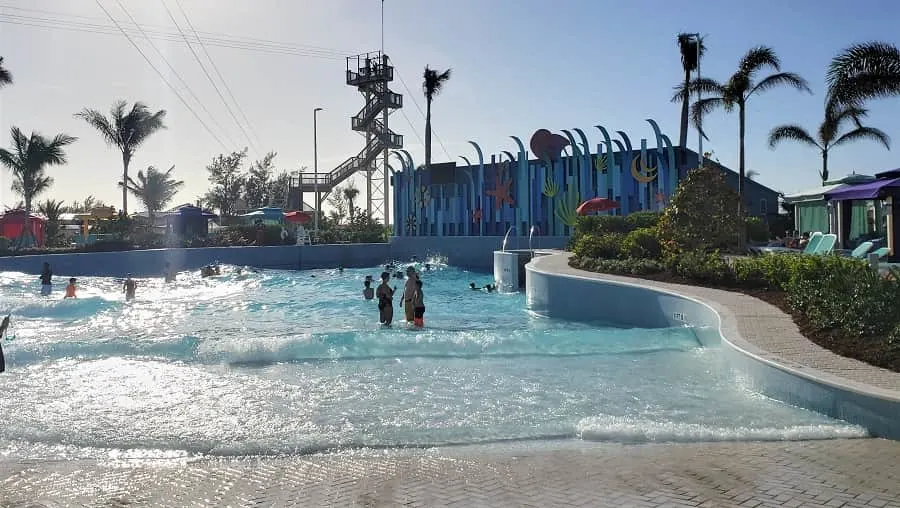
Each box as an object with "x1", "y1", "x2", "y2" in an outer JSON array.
[{"x1": 486, "y1": 164, "x2": 515, "y2": 209}]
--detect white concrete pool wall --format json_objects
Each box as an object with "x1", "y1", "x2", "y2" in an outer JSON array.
[{"x1": 525, "y1": 252, "x2": 900, "y2": 440}]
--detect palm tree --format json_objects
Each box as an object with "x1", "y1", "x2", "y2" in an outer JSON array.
[
  {"x1": 673, "y1": 33, "x2": 705, "y2": 153},
  {"x1": 343, "y1": 181, "x2": 360, "y2": 218},
  {"x1": 827, "y1": 42, "x2": 900, "y2": 107},
  {"x1": 38, "y1": 199, "x2": 69, "y2": 247},
  {"x1": 683, "y1": 46, "x2": 811, "y2": 248},
  {"x1": 0, "y1": 57, "x2": 12, "y2": 87},
  {"x1": 75, "y1": 100, "x2": 166, "y2": 215},
  {"x1": 0, "y1": 127, "x2": 75, "y2": 245},
  {"x1": 768, "y1": 103, "x2": 890, "y2": 184},
  {"x1": 422, "y1": 66, "x2": 452, "y2": 171},
  {"x1": 120, "y1": 165, "x2": 184, "y2": 223}
]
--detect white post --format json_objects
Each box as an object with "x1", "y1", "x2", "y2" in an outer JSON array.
[{"x1": 313, "y1": 107, "x2": 323, "y2": 238}]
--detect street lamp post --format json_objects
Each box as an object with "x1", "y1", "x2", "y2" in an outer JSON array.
[{"x1": 313, "y1": 107, "x2": 323, "y2": 236}]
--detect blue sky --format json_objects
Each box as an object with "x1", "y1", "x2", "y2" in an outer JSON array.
[{"x1": 0, "y1": 0, "x2": 899, "y2": 215}]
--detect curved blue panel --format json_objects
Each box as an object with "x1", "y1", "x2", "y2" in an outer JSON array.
[
  {"x1": 459, "y1": 155, "x2": 472, "y2": 167},
  {"x1": 561, "y1": 130, "x2": 582, "y2": 158},
  {"x1": 398, "y1": 149, "x2": 414, "y2": 171},
  {"x1": 510, "y1": 135, "x2": 526, "y2": 157},
  {"x1": 468, "y1": 141, "x2": 485, "y2": 167},
  {"x1": 461, "y1": 168, "x2": 475, "y2": 235},
  {"x1": 391, "y1": 151, "x2": 408, "y2": 172},
  {"x1": 502, "y1": 150, "x2": 516, "y2": 162},
  {"x1": 645, "y1": 119, "x2": 665, "y2": 157},
  {"x1": 615, "y1": 131, "x2": 634, "y2": 154},
  {"x1": 661, "y1": 133, "x2": 677, "y2": 198},
  {"x1": 612, "y1": 139, "x2": 628, "y2": 215},
  {"x1": 573, "y1": 128, "x2": 591, "y2": 156}
]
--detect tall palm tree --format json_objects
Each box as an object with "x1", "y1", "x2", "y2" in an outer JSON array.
[
  {"x1": 0, "y1": 127, "x2": 75, "y2": 245},
  {"x1": 768, "y1": 103, "x2": 890, "y2": 184},
  {"x1": 120, "y1": 165, "x2": 184, "y2": 223},
  {"x1": 827, "y1": 42, "x2": 900, "y2": 107},
  {"x1": 683, "y1": 46, "x2": 811, "y2": 248},
  {"x1": 422, "y1": 66, "x2": 452, "y2": 171},
  {"x1": 343, "y1": 181, "x2": 360, "y2": 218},
  {"x1": 0, "y1": 57, "x2": 12, "y2": 87},
  {"x1": 75, "y1": 100, "x2": 166, "y2": 215},
  {"x1": 673, "y1": 33, "x2": 705, "y2": 153}
]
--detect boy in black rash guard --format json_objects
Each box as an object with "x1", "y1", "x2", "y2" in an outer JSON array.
[{"x1": 376, "y1": 272, "x2": 396, "y2": 325}]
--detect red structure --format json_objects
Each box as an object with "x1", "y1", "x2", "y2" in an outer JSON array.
[{"x1": 0, "y1": 210, "x2": 46, "y2": 246}]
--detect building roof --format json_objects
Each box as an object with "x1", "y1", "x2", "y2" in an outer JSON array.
[{"x1": 783, "y1": 174, "x2": 876, "y2": 203}]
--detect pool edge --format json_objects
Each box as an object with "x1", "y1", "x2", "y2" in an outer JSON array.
[{"x1": 525, "y1": 252, "x2": 900, "y2": 440}]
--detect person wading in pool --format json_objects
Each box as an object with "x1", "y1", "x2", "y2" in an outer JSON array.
[
  {"x1": 401, "y1": 265, "x2": 419, "y2": 323},
  {"x1": 123, "y1": 274, "x2": 137, "y2": 301},
  {"x1": 376, "y1": 271, "x2": 396, "y2": 325},
  {"x1": 39, "y1": 262, "x2": 52, "y2": 296},
  {"x1": 0, "y1": 314, "x2": 10, "y2": 373}
]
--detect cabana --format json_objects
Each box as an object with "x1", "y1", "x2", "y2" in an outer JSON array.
[
  {"x1": 164, "y1": 205, "x2": 218, "y2": 238},
  {"x1": 782, "y1": 174, "x2": 874, "y2": 236},
  {"x1": 240, "y1": 207, "x2": 284, "y2": 225},
  {"x1": 0, "y1": 210, "x2": 46, "y2": 247},
  {"x1": 825, "y1": 176, "x2": 900, "y2": 260}
]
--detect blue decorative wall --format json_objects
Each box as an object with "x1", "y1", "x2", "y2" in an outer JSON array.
[{"x1": 390, "y1": 120, "x2": 682, "y2": 237}]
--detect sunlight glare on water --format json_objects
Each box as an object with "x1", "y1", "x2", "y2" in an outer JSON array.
[{"x1": 0, "y1": 262, "x2": 867, "y2": 460}]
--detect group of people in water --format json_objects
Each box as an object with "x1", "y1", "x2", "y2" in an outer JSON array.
[{"x1": 360, "y1": 264, "x2": 426, "y2": 327}]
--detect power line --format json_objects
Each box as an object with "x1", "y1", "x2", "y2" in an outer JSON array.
[
  {"x1": 93, "y1": 0, "x2": 228, "y2": 150},
  {"x1": 396, "y1": 72, "x2": 452, "y2": 161},
  {"x1": 107, "y1": 0, "x2": 236, "y2": 149},
  {"x1": 157, "y1": 0, "x2": 258, "y2": 155},
  {"x1": 172, "y1": 0, "x2": 261, "y2": 148}
]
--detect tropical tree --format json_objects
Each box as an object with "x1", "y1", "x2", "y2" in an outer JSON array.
[
  {"x1": 827, "y1": 42, "x2": 900, "y2": 107},
  {"x1": 204, "y1": 149, "x2": 247, "y2": 217},
  {"x1": 37, "y1": 199, "x2": 69, "y2": 247},
  {"x1": 120, "y1": 165, "x2": 184, "y2": 223},
  {"x1": 422, "y1": 65, "x2": 452, "y2": 171},
  {"x1": 326, "y1": 184, "x2": 347, "y2": 224},
  {"x1": 768, "y1": 103, "x2": 890, "y2": 184},
  {"x1": 69, "y1": 195, "x2": 107, "y2": 213},
  {"x1": 243, "y1": 151, "x2": 277, "y2": 209},
  {"x1": 75, "y1": 100, "x2": 166, "y2": 215},
  {"x1": 682, "y1": 46, "x2": 811, "y2": 247},
  {"x1": 342, "y1": 181, "x2": 360, "y2": 218},
  {"x1": 673, "y1": 33, "x2": 705, "y2": 153},
  {"x1": 0, "y1": 57, "x2": 12, "y2": 87},
  {"x1": 0, "y1": 127, "x2": 75, "y2": 216}
]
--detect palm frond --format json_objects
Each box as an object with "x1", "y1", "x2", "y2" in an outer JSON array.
[
  {"x1": 768, "y1": 125, "x2": 820, "y2": 150},
  {"x1": 676, "y1": 33, "x2": 705, "y2": 72},
  {"x1": 737, "y1": 46, "x2": 780, "y2": 80},
  {"x1": 831, "y1": 126, "x2": 891, "y2": 150},
  {"x1": 670, "y1": 77, "x2": 724, "y2": 103},
  {"x1": 690, "y1": 96, "x2": 726, "y2": 140},
  {"x1": 748, "y1": 72, "x2": 811, "y2": 98},
  {"x1": 0, "y1": 56, "x2": 12, "y2": 86},
  {"x1": 423, "y1": 66, "x2": 452, "y2": 100},
  {"x1": 827, "y1": 42, "x2": 900, "y2": 105},
  {"x1": 820, "y1": 103, "x2": 868, "y2": 143}
]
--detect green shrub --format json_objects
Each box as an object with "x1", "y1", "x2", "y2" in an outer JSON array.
[
  {"x1": 625, "y1": 211, "x2": 661, "y2": 231},
  {"x1": 619, "y1": 227, "x2": 662, "y2": 259},
  {"x1": 572, "y1": 232, "x2": 624, "y2": 259},
  {"x1": 657, "y1": 166, "x2": 741, "y2": 255},
  {"x1": 571, "y1": 256, "x2": 665, "y2": 275},
  {"x1": 671, "y1": 250, "x2": 733, "y2": 283},
  {"x1": 746, "y1": 217, "x2": 769, "y2": 243}
]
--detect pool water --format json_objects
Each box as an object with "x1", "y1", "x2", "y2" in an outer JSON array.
[{"x1": 0, "y1": 263, "x2": 866, "y2": 460}]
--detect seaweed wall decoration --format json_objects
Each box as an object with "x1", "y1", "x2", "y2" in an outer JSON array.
[
  {"x1": 555, "y1": 187, "x2": 581, "y2": 227},
  {"x1": 542, "y1": 179, "x2": 559, "y2": 198}
]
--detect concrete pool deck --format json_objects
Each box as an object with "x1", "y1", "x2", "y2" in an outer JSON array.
[{"x1": 3, "y1": 251, "x2": 900, "y2": 507}]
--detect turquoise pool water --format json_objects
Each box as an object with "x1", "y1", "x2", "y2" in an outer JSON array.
[{"x1": 0, "y1": 262, "x2": 866, "y2": 460}]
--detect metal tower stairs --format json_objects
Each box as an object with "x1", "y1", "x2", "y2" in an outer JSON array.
[{"x1": 296, "y1": 52, "x2": 403, "y2": 222}]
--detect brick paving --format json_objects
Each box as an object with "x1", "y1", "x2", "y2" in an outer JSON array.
[{"x1": 3, "y1": 252, "x2": 900, "y2": 507}]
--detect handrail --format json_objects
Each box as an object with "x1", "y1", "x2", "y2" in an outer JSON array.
[
  {"x1": 529, "y1": 225, "x2": 539, "y2": 258},
  {"x1": 502, "y1": 226, "x2": 516, "y2": 252}
]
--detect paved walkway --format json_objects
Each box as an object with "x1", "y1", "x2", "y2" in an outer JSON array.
[
  {"x1": 539, "y1": 252, "x2": 900, "y2": 395},
  {"x1": 3, "y1": 253, "x2": 900, "y2": 507}
]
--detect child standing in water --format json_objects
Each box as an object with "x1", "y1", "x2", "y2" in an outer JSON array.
[
  {"x1": 39, "y1": 262, "x2": 52, "y2": 296},
  {"x1": 413, "y1": 279, "x2": 425, "y2": 327},
  {"x1": 64, "y1": 278, "x2": 77, "y2": 299},
  {"x1": 376, "y1": 272, "x2": 395, "y2": 326},
  {"x1": 363, "y1": 279, "x2": 374, "y2": 300}
]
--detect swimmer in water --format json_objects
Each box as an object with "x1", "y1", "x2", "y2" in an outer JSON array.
[
  {"x1": 64, "y1": 278, "x2": 77, "y2": 299},
  {"x1": 123, "y1": 274, "x2": 137, "y2": 301},
  {"x1": 363, "y1": 279, "x2": 374, "y2": 300},
  {"x1": 376, "y1": 271, "x2": 396, "y2": 325},
  {"x1": 0, "y1": 313, "x2": 8, "y2": 372},
  {"x1": 469, "y1": 282, "x2": 479, "y2": 290}
]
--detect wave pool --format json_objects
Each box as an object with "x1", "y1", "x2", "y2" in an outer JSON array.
[{"x1": 0, "y1": 262, "x2": 867, "y2": 460}]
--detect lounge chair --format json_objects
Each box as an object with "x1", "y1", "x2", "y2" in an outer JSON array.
[
  {"x1": 849, "y1": 241, "x2": 874, "y2": 259},
  {"x1": 814, "y1": 234, "x2": 837, "y2": 255},
  {"x1": 872, "y1": 247, "x2": 891, "y2": 259},
  {"x1": 801, "y1": 232, "x2": 824, "y2": 254}
]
